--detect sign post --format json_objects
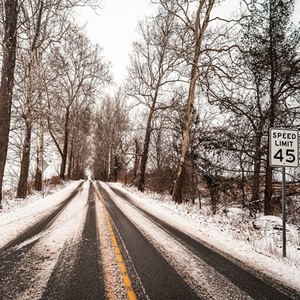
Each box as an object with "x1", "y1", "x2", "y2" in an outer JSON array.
[{"x1": 269, "y1": 128, "x2": 299, "y2": 257}]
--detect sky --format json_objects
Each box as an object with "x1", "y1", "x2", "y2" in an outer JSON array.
[
  {"x1": 77, "y1": 0, "x2": 300, "y2": 85},
  {"x1": 77, "y1": 0, "x2": 154, "y2": 84}
]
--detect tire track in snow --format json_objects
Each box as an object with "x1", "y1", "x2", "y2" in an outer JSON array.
[
  {"x1": 0, "y1": 181, "x2": 84, "y2": 255},
  {"x1": 0, "y1": 181, "x2": 88, "y2": 300},
  {"x1": 97, "y1": 181, "x2": 200, "y2": 300},
  {"x1": 41, "y1": 181, "x2": 106, "y2": 300}
]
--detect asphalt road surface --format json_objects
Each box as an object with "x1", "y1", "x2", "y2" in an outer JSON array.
[{"x1": 0, "y1": 180, "x2": 299, "y2": 300}]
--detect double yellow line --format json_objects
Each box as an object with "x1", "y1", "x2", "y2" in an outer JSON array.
[{"x1": 94, "y1": 184, "x2": 137, "y2": 300}]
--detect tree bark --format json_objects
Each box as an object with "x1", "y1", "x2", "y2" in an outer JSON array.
[
  {"x1": 264, "y1": 99, "x2": 276, "y2": 214},
  {"x1": 172, "y1": 68, "x2": 198, "y2": 203},
  {"x1": 34, "y1": 168, "x2": 43, "y2": 191},
  {"x1": 131, "y1": 139, "x2": 140, "y2": 185},
  {"x1": 138, "y1": 107, "x2": 155, "y2": 192},
  {"x1": 67, "y1": 140, "x2": 74, "y2": 179},
  {"x1": 0, "y1": 0, "x2": 18, "y2": 204},
  {"x1": 264, "y1": 4, "x2": 277, "y2": 215},
  {"x1": 59, "y1": 108, "x2": 70, "y2": 180},
  {"x1": 250, "y1": 128, "x2": 264, "y2": 214},
  {"x1": 34, "y1": 50, "x2": 44, "y2": 191},
  {"x1": 16, "y1": 121, "x2": 32, "y2": 198}
]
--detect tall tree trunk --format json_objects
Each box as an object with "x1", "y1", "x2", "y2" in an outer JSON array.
[
  {"x1": 250, "y1": 128, "x2": 264, "y2": 214},
  {"x1": 138, "y1": 73, "x2": 161, "y2": 192},
  {"x1": 108, "y1": 145, "x2": 112, "y2": 181},
  {"x1": 0, "y1": 0, "x2": 18, "y2": 205},
  {"x1": 17, "y1": 122, "x2": 32, "y2": 198},
  {"x1": 138, "y1": 107, "x2": 155, "y2": 192},
  {"x1": 17, "y1": 58, "x2": 34, "y2": 198},
  {"x1": 34, "y1": 51, "x2": 44, "y2": 191},
  {"x1": 113, "y1": 155, "x2": 119, "y2": 182},
  {"x1": 264, "y1": 97, "x2": 276, "y2": 214},
  {"x1": 60, "y1": 108, "x2": 70, "y2": 180},
  {"x1": 172, "y1": 39, "x2": 201, "y2": 203},
  {"x1": 131, "y1": 139, "x2": 140, "y2": 185},
  {"x1": 264, "y1": 9, "x2": 277, "y2": 215},
  {"x1": 172, "y1": 68, "x2": 197, "y2": 203},
  {"x1": 34, "y1": 128, "x2": 43, "y2": 191},
  {"x1": 67, "y1": 140, "x2": 74, "y2": 179}
]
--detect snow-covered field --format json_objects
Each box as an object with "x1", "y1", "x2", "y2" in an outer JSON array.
[{"x1": 0, "y1": 180, "x2": 299, "y2": 297}]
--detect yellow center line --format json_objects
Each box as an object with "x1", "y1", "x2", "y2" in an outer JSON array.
[
  {"x1": 94, "y1": 184, "x2": 137, "y2": 300},
  {"x1": 94, "y1": 189, "x2": 115, "y2": 300}
]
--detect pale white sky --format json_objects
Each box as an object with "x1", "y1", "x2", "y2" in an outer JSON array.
[
  {"x1": 77, "y1": 0, "x2": 300, "y2": 85},
  {"x1": 77, "y1": 0, "x2": 153, "y2": 84}
]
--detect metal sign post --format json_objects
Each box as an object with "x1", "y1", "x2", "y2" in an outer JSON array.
[
  {"x1": 269, "y1": 128, "x2": 299, "y2": 258},
  {"x1": 282, "y1": 167, "x2": 286, "y2": 257}
]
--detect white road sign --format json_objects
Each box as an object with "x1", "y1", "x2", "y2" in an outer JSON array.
[{"x1": 270, "y1": 128, "x2": 299, "y2": 167}]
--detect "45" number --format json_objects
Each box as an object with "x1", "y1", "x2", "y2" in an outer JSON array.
[{"x1": 274, "y1": 149, "x2": 295, "y2": 163}]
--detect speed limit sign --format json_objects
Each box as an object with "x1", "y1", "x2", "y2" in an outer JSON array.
[{"x1": 270, "y1": 128, "x2": 299, "y2": 167}]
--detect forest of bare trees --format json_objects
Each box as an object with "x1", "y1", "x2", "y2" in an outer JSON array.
[
  {"x1": 0, "y1": 0, "x2": 299, "y2": 219},
  {"x1": 0, "y1": 0, "x2": 111, "y2": 206}
]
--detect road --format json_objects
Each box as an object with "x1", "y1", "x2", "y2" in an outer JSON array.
[{"x1": 0, "y1": 180, "x2": 298, "y2": 299}]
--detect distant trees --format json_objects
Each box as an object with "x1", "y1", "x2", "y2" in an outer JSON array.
[
  {"x1": 46, "y1": 26, "x2": 111, "y2": 180},
  {"x1": 93, "y1": 90, "x2": 130, "y2": 182}
]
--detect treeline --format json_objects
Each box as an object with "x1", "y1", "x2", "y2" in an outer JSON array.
[
  {"x1": 0, "y1": 0, "x2": 112, "y2": 207},
  {"x1": 0, "y1": 0, "x2": 299, "y2": 218},
  {"x1": 93, "y1": 0, "x2": 300, "y2": 217}
]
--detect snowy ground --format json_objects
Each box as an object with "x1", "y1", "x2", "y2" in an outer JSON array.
[
  {"x1": 0, "y1": 180, "x2": 299, "y2": 297},
  {"x1": 0, "y1": 181, "x2": 89, "y2": 299},
  {"x1": 106, "y1": 182, "x2": 300, "y2": 294}
]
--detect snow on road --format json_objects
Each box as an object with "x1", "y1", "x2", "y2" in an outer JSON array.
[
  {"x1": 0, "y1": 180, "x2": 299, "y2": 298},
  {"x1": 0, "y1": 181, "x2": 89, "y2": 299},
  {"x1": 94, "y1": 184, "x2": 129, "y2": 299},
  {"x1": 105, "y1": 182, "x2": 300, "y2": 294},
  {"x1": 101, "y1": 182, "x2": 252, "y2": 299}
]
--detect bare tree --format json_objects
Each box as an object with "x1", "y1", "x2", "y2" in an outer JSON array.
[
  {"x1": 12, "y1": 0, "x2": 103, "y2": 197},
  {"x1": 155, "y1": 0, "x2": 216, "y2": 203},
  {"x1": 67, "y1": 106, "x2": 92, "y2": 179},
  {"x1": 240, "y1": 0, "x2": 300, "y2": 215},
  {"x1": 16, "y1": 0, "x2": 47, "y2": 198},
  {"x1": 126, "y1": 8, "x2": 181, "y2": 192},
  {"x1": 0, "y1": 0, "x2": 18, "y2": 205},
  {"x1": 46, "y1": 26, "x2": 111, "y2": 180}
]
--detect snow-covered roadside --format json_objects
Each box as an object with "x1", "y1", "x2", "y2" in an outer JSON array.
[
  {"x1": 17, "y1": 180, "x2": 90, "y2": 300},
  {"x1": 107, "y1": 182, "x2": 300, "y2": 294},
  {"x1": 0, "y1": 180, "x2": 82, "y2": 250},
  {"x1": 0, "y1": 181, "x2": 90, "y2": 300}
]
